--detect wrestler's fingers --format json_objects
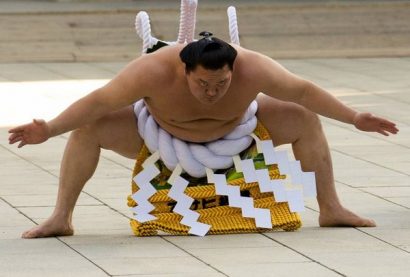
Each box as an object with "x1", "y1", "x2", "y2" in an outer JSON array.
[
  {"x1": 9, "y1": 136, "x2": 23, "y2": 144},
  {"x1": 379, "y1": 118, "x2": 397, "y2": 128},
  {"x1": 8, "y1": 133, "x2": 20, "y2": 141},
  {"x1": 8, "y1": 133, "x2": 20, "y2": 142},
  {"x1": 8, "y1": 126, "x2": 26, "y2": 133},
  {"x1": 387, "y1": 127, "x2": 399, "y2": 134},
  {"x1": 388, "y1": 125, "x2": 399, "y2": 133},
  {"x1": 380, "y1": 123, "x2": 398, "y2": 132},
  {"x1": 8, "y1": 130, "x2": 25, "y2": 139},
  {"x1": 17, "y1": 140, "x2": 27, "y2": 148},
  {"x1": 380, "y1": 122, "x2": 392, "y2": 127},
  {"x1": 381, "y1": 124, "x2": 399, "y2": 134},
  {"x1": 377, "y1": 129, "x2": 389, "y2": 136}
]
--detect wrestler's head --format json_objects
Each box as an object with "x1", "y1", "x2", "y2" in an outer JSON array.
[{"x1": 180, "y1": 32, "x2": 237, "y2": 104}]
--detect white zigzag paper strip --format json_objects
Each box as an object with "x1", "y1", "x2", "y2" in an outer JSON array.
[
  {"x1": 247, "y1": 135, "x2": 317, "y2": 212},
  {"x1": 257, "y1": 136, "x2": 317, "y2": 193},
  {"x1": 131, "y1": 163, "x2": 160, "y2": 222},
  {"x1": 206, "y1": 168, "x2": 272, "y2": 228},
  {"x1": 131, "y1": 150, "x2": 161, "y2": 222},
  {"x1": 168, "y1": 165, "x2": 211, "y2": 236}
]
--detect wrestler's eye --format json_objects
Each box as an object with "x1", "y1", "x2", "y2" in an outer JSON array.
[
  {"x1": 199, "y1": 81, "x2": 208, "y2": 87},
  {"x1": 218, "y1": 80, "x2": 226, "y2": 86}
]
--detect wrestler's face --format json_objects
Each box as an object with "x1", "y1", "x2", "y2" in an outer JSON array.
[{"x1": 186, "y1": 65, "x2": 232, "y2": 105}]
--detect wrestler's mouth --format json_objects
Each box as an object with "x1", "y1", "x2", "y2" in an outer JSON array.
[{"x1": 203, "y1": 97, "x2": 218, "y2": 104}]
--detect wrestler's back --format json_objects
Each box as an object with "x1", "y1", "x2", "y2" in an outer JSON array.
[{"x1": 140, "y1": 45, "x2": 260, "y2": 143}]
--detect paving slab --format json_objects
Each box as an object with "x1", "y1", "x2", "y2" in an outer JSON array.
[
  {"x1": 0, "y1": 239, "x2": 108, "y2": 277},
  {"x1": 216, "y1": 261, "x2": 341, "y2": 277},
  {"x1": 268, "y1": 228, "x2": 410, "y2": 277},
  {"x1": 2, "y1": 193, "x2": 100, "y2": 207},
  {"x1": 383, "y1": 197, "x2": 410, "y2": 209}
]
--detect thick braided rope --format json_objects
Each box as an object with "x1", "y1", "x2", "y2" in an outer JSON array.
[
  {"x1": 185, "y1": 0, "x2": 198, "y2": 43},
  {"x1": 227, "y1": 6, "x2": 240, "y2": 45},
  {"x1": 135, "y1": 11, "x2": 159, "y2": 54},
  {"x1": 133, "y1": 100, "x2": 258, "y2": 178},
  {"x1": 177, "y1": 0, "x2": 189, "y2": 43}
]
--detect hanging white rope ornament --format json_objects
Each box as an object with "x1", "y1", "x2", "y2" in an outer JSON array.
[
  {"x1": 133, "y1": 100, "x2": 257, "y2": 177},
  {"x1": 177, "y1": 0, "x2": 189, "y2": 43},
  {"x1": 135, "y1": 11, "x2": 158, "y2": 54},
  {"x1": 227, "y1": 6, "x2": 240, "y2": 45},
  {"x1": 185, "y1": 0, "x2": 198, "y2": 43}
]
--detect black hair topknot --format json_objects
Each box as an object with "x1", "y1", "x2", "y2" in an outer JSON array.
[{"x1": 180, "y1": 31, "x2": 238, "y2": 72}]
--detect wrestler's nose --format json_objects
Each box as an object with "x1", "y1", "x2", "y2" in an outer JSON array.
[{"x1": 206, "y1": 88, "x2": 218, "y2": 96}]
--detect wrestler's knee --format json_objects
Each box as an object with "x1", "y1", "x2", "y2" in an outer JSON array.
[
  {"x1": 87, "y1": 107, "x2": 141, "y2": 155},
  {"x1": 69, "y1": 114, "x2": 113, "y2": 147},
  {"x1": 91, "y1": 115, "x2": 120, "y2": 150},
  {"x1": 70, "y1": 122, "x2": 99, "y2": 143},
  {"x1": 301, "y1": 108, "x2": 322, "y2": 133}
]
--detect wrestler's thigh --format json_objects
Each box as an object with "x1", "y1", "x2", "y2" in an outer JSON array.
[
  {"x1": 92, "y1": 105, "x2": 142, "y2": 159},
  {"x1": 256, "y1": 93, "x2": 314, "y2": 146}
]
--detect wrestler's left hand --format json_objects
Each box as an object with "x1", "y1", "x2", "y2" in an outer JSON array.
[
  {"x1": 8, "y1": 119, "x2": 51, "y2": 148},
  {"x1": 353, "y1": 112, "x2": 399, "y2": 136}
]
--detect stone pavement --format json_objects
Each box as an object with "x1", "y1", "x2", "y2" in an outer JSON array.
[
  {"x1": 1, "y1": 58, "x2": 409, "y2": 277},
  {"x1": 1, "y1": 1, "x2": 410, "y2": 277}
]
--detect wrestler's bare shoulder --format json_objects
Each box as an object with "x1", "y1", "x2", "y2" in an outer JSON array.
[
  {"x1": 234, "y1": 46, "x2": 280, "y2": 77},
  {"x1": 233, "y1": 46, "x2": 298, "y2": 98},
  {"x1": 122, "y1": 44, "x2": 185, "y2": 87},
  {"x1": 142, "y1": 44, "x2": 185, "y2": 67}
]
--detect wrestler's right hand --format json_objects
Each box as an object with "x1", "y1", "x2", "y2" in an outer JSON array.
[{"x1": 8, "y1": 119, "x2": 51, "y2": 148}]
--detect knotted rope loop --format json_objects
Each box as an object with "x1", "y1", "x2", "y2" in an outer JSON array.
[{"x1": 134, "y1": 100, "x2": 258, "y2": 177}]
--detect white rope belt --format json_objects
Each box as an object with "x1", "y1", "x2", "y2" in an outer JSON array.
[{"x1": 133, "y1": 99, "x2": 258, "y2": 177}]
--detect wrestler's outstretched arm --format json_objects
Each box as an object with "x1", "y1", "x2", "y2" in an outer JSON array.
[
  {"x1": 252, "y1": 52, "x2": 399, "y2": 136},
  {"x1": 8, "y1": 56, "x2": 155, "y2": 148}
]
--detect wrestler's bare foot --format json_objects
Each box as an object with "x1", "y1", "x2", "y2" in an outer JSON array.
[
  {"x1": 22, "y1": 215, "x2": 74, "y2": 239},
  {"x1": 319, "y1": 205, "x2": 376, "y2": 227}
]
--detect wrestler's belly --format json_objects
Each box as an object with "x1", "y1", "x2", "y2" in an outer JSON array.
[{"x1": 154, "y1": 117, "x2": 241, "y2": 143}]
